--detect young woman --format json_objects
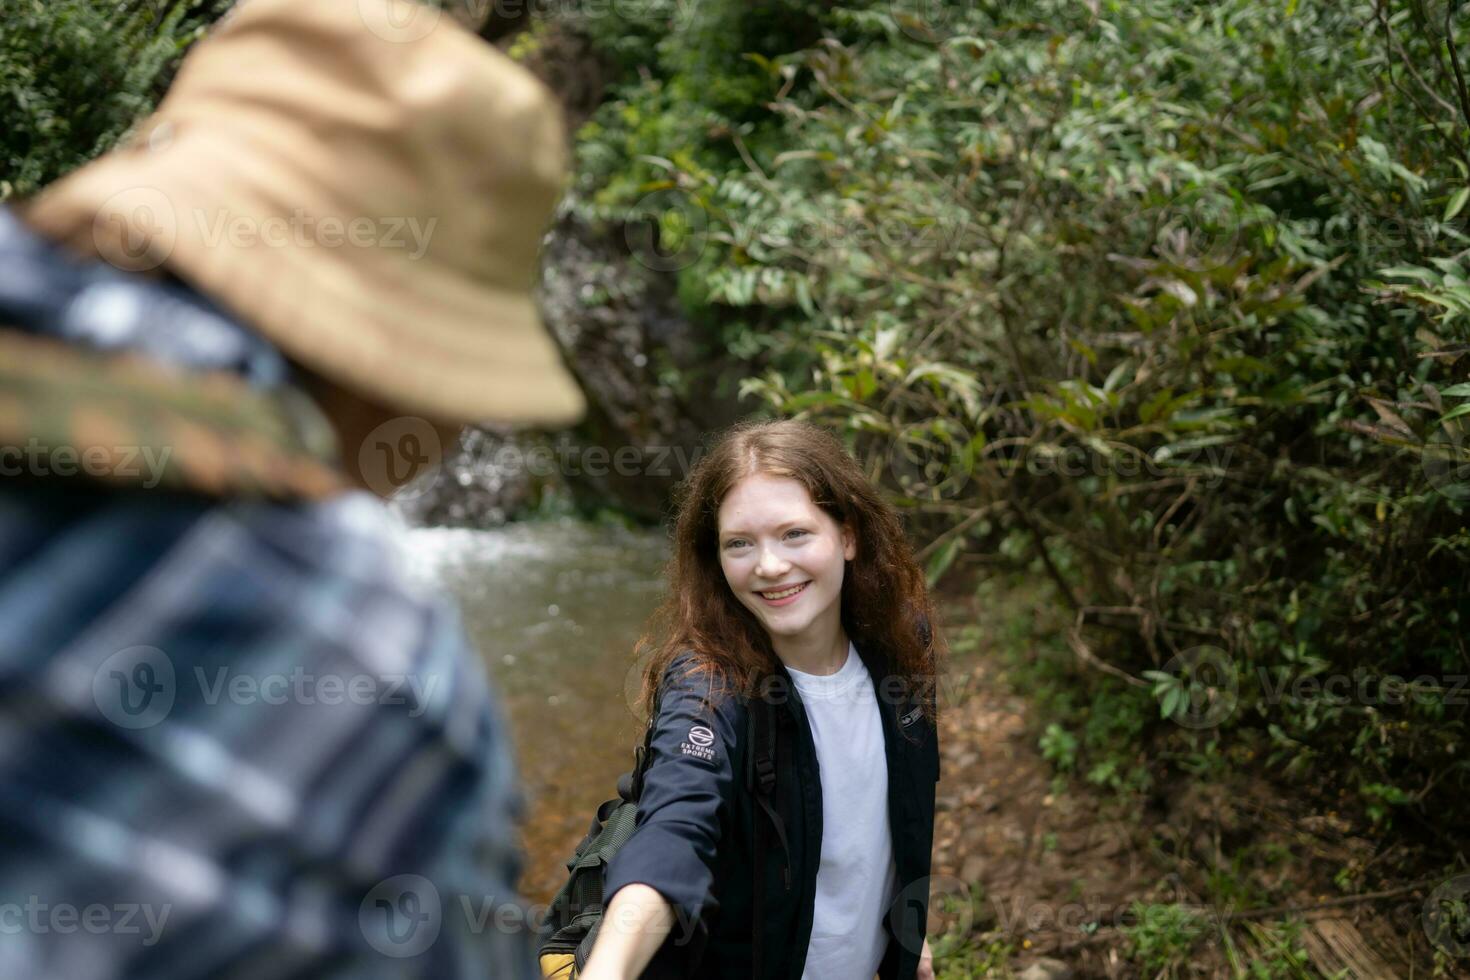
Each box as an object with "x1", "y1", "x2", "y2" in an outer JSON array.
[{"x1": 579, "y1": 419, "x2": 943, "y2": 980}]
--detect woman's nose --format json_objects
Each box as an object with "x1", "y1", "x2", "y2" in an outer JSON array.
[{"x1": 755, "y1": 546, "x2": 790, "y2": 578}]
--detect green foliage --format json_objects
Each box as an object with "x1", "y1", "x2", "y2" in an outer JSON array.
[
  {"x1": 922, "y1": 877, "x2": 1015, "y2": 978},
  {"x1": 567, "y1": 0, "x2": 1470, "y2": 838},
  {"x1": 1122, "y1": 902, "x2": 1207, "y2": 977},
  {"x1": 570, "y1": 0, "x2": 833, "y2": 218},
  {"x1": 1038, "y1": 721, "x2": 1078, "y2": 772},
  {"x1": 0, "y1": 0, "x2": 231, "y2": 199},
  {"x1": 1237, "y1": 920, "x2": 1313, "y2": 979}
]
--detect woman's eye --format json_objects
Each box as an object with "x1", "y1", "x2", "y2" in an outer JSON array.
[{"x1": 723, "y1": 531, "x2": 803, "y2": 548}]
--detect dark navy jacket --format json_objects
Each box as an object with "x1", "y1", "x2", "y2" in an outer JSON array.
[{"x1": 603, "y1": 641, "x2": 940, "y2": 980}]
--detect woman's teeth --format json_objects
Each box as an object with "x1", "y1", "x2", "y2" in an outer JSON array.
[{"x1": 760, "y1": 582, "x2": 808, "y2": 600}]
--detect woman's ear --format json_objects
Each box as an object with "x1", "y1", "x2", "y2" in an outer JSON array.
[{"x1": 842, "y1": 522, "x2": 857, "y2": 561}]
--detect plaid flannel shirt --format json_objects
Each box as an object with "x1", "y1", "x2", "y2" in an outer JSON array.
[{"x1": 0, "y1": 481, "x2": 538, "y2": 979}]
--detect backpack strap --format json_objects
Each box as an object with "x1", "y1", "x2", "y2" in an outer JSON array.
[
  {"x1": 747, "y1": 685, "x2": 792, "y2": 980},
  {"x1": 615, "y1": 729, "x2": 652, "y2": 805},
  {"x1": 621, "y1": 685, "x2": 662, "y2": 804}
]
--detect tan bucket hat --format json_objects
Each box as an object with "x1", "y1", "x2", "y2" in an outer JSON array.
[{"x1": 22, "y1": 0, "x2": 586, "y2": 428}]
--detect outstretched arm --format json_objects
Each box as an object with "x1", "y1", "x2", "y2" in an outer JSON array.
[
  {"x1": 592, "y1": 653, "x2": 744, "y2": 977},
  {"x1": 578, "y1": 883, "x2": 676, "y2": 980}
]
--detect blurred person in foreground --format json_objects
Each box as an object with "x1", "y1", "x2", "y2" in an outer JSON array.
[{"x1": 0, "y1": 0, "x2": 583, "y2": 977}]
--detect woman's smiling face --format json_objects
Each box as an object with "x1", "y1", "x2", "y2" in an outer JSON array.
[{"x1": 717, "y1": 473, "x2": 856, "y2": 644}]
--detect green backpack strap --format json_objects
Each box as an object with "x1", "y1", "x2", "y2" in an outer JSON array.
[
  {"x1": 619, "y1": 690, "x2": 660, "y2": 804},
  {"x1": 540, "y1": 687, "x2": 664, "y2": 975}
]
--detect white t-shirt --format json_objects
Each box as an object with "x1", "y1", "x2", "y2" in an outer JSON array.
[{"x1": 787, "y1": 642, "x2": 897, "y2": 980}]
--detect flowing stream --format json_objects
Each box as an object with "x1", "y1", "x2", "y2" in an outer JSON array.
[{"x1": 402, "y1": 518, "x2": 671, "y2": 904}]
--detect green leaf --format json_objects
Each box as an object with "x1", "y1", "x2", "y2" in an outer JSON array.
[
  {"x1": 1441, "y1": 402, "x2": 1470, "y2": 422},
  {"x1": 1161, "y1": 686, "x2": 1183, "y2": 719},
  {"x1": 779, "y1": 390, "x2": 851, "y2": 412},
  {"x1": 1103, "y1": 360, "x2": 1132, "y2": 393},
  {"x1": 1447, "y1": 186, "x2": 1470, "y2": 222},
  {"x1": 1139, "y1": 388, "x2": 1180, "y2": 425},
  {"x1": 845, "y1": 369, "x2": 877, "y2": 401},
  {"x1": 924, "y1": 536, "x2": 962, "y2": 588},
  {"x1": 1377, "y1": 266, "x2": 1439, "y2": 283}
]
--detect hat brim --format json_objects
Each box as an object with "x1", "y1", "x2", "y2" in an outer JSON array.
[{"x1": 25, "y1": 132, "x2": 587, "y2": 429}]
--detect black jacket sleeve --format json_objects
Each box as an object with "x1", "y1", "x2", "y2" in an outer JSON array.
[{"x1": 602, "y1": 652, "x2": 743, "y2": 935}]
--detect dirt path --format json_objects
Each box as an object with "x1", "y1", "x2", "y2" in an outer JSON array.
[
  {"x1": 928, "y1": 640, "x2": 1158, "y2": 977},
  {"x1": 928, "y1": 595, "x2": 1450, "y2": 979}
]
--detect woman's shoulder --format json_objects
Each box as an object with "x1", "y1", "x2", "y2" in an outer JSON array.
[{"x1": 657, "y1": 649, "x2": 752, "y2": 725}]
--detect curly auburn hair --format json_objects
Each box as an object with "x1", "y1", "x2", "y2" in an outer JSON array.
[{"x1": 631, "y1": 417, "x2": 943, "y2": 729}]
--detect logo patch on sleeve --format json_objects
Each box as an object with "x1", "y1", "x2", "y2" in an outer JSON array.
[{"x1": 681, "y1": 724, "x2": 716, "y2": 760}]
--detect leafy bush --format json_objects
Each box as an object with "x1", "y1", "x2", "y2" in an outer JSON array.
[
  {"x1": 0, "y1": 0, "x2": 232, "y2": 200},
  {"x1": 567, "y1": 0, "x2": 1470, "y2": 839}
]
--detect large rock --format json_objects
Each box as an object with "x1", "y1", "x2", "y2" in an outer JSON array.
[
  {"x1": 536, "y1": 204, "x2": 746, "y2": 522},
  {"x1": 397, "y1": 204, "x2": 746, "y2": 527},
  {"x1": 390, "y1": 425, "x2": 535, "y2": 528},
  {"x1": 398, "y1": 20, "x2": 746, "y2": 528}
]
